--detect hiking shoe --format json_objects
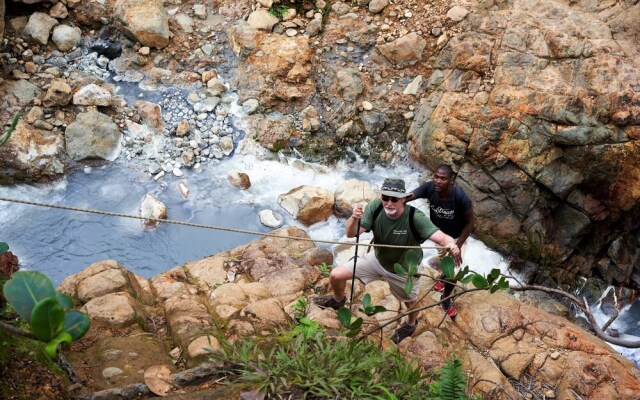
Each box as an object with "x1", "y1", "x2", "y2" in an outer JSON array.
[
  {"x1": 391, "y1": 321, "x2": 417, "y2": 344},
  {"x1": 441, "y1": 299, "x2": 457, "y2": 318},
  {"x1": 433, "y1": 280, "x2": 445, "y2": 292},
  {"x1": 313, "y1": 295, "x2": 346, "y2": 310}
]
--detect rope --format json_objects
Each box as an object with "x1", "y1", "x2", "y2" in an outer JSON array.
[{"x1": 0, "y1": 196, "x2": 445, "y2": 250}]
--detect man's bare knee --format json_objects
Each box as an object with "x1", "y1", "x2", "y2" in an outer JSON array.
[{"x1": 330, "y1": 265, "x2": 355, "y2": 281}]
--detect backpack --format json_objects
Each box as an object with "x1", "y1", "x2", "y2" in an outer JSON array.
[{"x1": 369, "y1": 203, "x2": 426, "y2": 244}]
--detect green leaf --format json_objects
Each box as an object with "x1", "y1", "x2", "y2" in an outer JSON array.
[
  {"x1": 30, "y1": 298, "x2": 65, "y2": 342},
  {"x1": 346, "y1": 329, "x2": 359, "y2": 338},
  {"x1": 499, "y1": 278, "x2": 510, "y2": 290},
  {"x1": 362, "y1": 293, "x2": 372, "y2": 308},
  {"x1": 405, "y1": 250, "x2": 420, "y2": 267},
  {"x1": 440, "y1": 256, "x2": 455, "y2": 279},
  {"x1": 350, "y1": 317, "x2": 363, "y2": 332},
  {"x1": 61, "y1": 311, "x2": 90, "y2": 341},
  {"x1": 408, "y1": 263, "x2": 418, "y2": 276},
  {"x1": 487, "y1": 269, "x2": 501, "y2": 285},
  {"x1": 337, "y1": 307, "x2": 352, "y2": 329},
  {"x1": 0, "y1": 242, "x2": 8, "y2": 255},
  {"x1": 460, "y1": 274, "x2": 475, "y2": 284},
  {"x1": 471, "y1": 274, "x2": 488, "y2": 289},
  {"x1": 454, "y1": 266, "x2": 470, "y2": 281},
  {"x1": 3, "y1": 271, "x2": 57, "y2": 321},
  {"x1": 44, "y1": 332, "x2": 72, "y2": 359},
  {"x1": 394, "y1": 263, "x2": 407, "y2": 276},
  {"x1": 404, "y1": 279, "x2": 414, "y2": 296},
  {"x1": 373, "y1": 306, "x2": 387, "y2": 313},
  {"x1": 56, "y1": 293, "x2": 73, "y2": 310}
]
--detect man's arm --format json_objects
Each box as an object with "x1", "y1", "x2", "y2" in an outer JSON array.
[
  {"x1": 428, "y1": 230, "x2": 462, "y2": 266},
  {"x1": 345, "y1": 204, "x2": 368, "y2": 238},
  {"x1": 456, "y1": 208, "x2": 474, "y2": 248}
]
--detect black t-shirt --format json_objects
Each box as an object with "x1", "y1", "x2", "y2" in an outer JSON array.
[{"x1": 412, "y1": 182, "x2": 472, "y2": 238}]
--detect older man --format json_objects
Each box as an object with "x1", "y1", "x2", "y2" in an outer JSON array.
[{"x1": 314, "y1": 178, "x2": 461, "y2": 344}]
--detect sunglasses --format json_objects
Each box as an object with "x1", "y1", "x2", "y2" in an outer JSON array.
[{"x1": 381, "y1": 195, "x2": 401, "y2": 203}]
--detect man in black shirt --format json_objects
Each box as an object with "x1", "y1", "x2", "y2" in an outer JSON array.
[{"x1": 407, "y1": 164, "x2": 474, "y2": 317}]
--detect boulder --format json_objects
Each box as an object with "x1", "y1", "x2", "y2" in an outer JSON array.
[
  {"x1": 42, "y1": 79, "x2": 72, "y2": 107},
  {"x1": 114, "y1": 0, "x2": 169, "y2": 48},
  {"x1": 259, "y1": 209, "x2": 283, "y2": 228},
  {"x1": 22, "y1": 12, "x2": 57, "y2": 45},
  {"x1": 278, "y1": 185, "x2": 334, "y2": 226},
  {"x1": 407, "y1": 0, "x2": 640, "y2": 283},
  {"x1": 73, "y1": 84, "x2": 113, "y2": 106},
  {"x1": 81, "y1": 292, "x2": 141, "y2": 328},
  {"x1": 333, "y1": 179, "x2": 376, "y2": 218},
  {"x1": 65, "y1": 110, "x2": 121, "y2": 161},
  {"x1": 140, "y1": 194, "x2": 167, "y2": 223},
  {"x1": 377, "y1": 32, "x2": 427, "y2": 68},
  {"x1": 0, "y1": 120, "x2": 65, "y2": 183},
  {"x1": 245, "y1": 114, "x2": 296, "y2": 152},
  {"x1": 247, "y1": 9, "x2": 279, "y2": 31},
  {"x1": 227, "y1": 171, "x2": 251, "y2": 189},
  {"x1": 227, "y1": 21, "x2": 264, "y2": 58},
  {"x1": 51, "y1": 25, "x2": 81, "y2": 52}
]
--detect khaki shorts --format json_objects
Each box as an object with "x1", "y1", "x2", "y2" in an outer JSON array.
[{"x1": 341, "y1": 252, "x2": 418, "y2": 302}]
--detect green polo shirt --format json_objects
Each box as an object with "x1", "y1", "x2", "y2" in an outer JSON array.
[{"x1": 360, "y1": 199, "x2": 439, "y2": 272}]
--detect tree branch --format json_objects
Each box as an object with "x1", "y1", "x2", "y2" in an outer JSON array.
[{"x1": 0, "y1": 320, "x2": 36, "y2": 339}]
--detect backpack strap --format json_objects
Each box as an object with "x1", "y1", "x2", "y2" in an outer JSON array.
[
  {"x1": 408, "y1": 206, "x2": 425, "y2": 243},
  {"x1": 366, "y1": 203, "x2": 384, "y2": 253}
]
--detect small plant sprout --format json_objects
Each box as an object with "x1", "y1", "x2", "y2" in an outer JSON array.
[{"x1": 317, "y1": 262, "x2": 331, "y2": 277}]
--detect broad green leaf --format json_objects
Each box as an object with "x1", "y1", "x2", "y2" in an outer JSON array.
[
  {"x1": 404, "y1": 279, "x2": 414, "y2": 295},
  {"x1": 56, "y1": 293, "x2": 73, "y2": 310},
  {"x1": 490, "y1": 285, "x2": 499, "y2": 294},
  {"x1": 0, "y1": 242, "x2": 8, "y2": 255},
  {"x1": 30, "y1": 298, "x2": 65, "y2": 342},
  {"x1": 499, "y1": 279, "x2": 510, "y2": 290},
  {"x1": 394, "y1": 263, "x2": 407, "y2": 276},
  {"x1": 3, "y1": 271, "x2": 57, "y2": 321},
  {"x1": 61, "y1": 311, "x2": 90, "y2": 341},
  {"x1": 337, "y1": 307, "x2": 352, "y2": 329},
  {"x1": 346, "y1": 329, "x2": 359, "y2": 338},
  {"x1": 440, "y1": 256, "x2": 455, "y2": 279},
  {"x1": 44, "y1": 332, "x2": 72, "y2": 359},
  {"x1": 471, "y1": 274, "x2": 488, "y2": 289},
  {"x1": 362, "y1": 293, "x2": 372, "y2": 308},
  {"x1": 405, "y1": 250, "x2": 420, "y2": 267},
  {"x1": 408, "y1": 263, "x2": 418, "y2": 276},
  {"x1": 350, "y1": 317, "x2": 363, "y2": 332},
  {"x1": 460, "y1": 274, "x2": 475, "y2": 284},
  {"x1": 299, "y1": 317, "x2": 311, "y2": 325},
  {"x1": 373, "y1": 306, "x2": 387, "y2": 313}
]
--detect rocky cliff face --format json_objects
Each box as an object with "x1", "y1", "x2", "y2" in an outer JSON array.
[{"x1": 408, "y1": 0, "x2": 640, "y2": 286}]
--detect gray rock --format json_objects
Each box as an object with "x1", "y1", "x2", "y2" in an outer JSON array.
[
  {"x1": 369, "y1": 0, "x2": 388, "y2": 14},
  {"x1": 446, "y1": 6, "x2": 469, "y2": 22},
  {"x1": 247, "y1": 9, "x2": 279, "y2": 31},
  {"x1": 73, "y1": 84, "x2": 113, "y2": 106},
  {"x1": 242, "y1": 99, "x2": 260, "y2": 115},
  {"x1": 336, "y1": 68, "x2": 363, "y2": 101},
  {"x1": 360, "y1": 111, "x2": 387, "y2": 134},
  {"x1": 5, "y1": 79, "x2": 40, "y2": 104},
  {"x1": 65, "y1": 110, "x2": 122, "y2": 161},
  {"x1": 22, "y1": 12, "x2": 58, "y2": 45}
]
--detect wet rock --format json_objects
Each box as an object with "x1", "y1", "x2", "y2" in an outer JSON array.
[
  {"x1": 376, "y1": 32, "x2": 426, "y2": 68},
  {"x1": 0, "y1": 121, "x2": 65, "y2": 182},
  {"x1": 360, "y1": 111, "x2": 387, "y2": 134},
  {"x1": 115, "y1": 0, "x2": 169, "y2": 48},
  {"x1": 333, "y1": 179, "x2": 376, "y2": 218},
  {"x1": 22, "y1": 12, "x2": 58, "y2": 45},
  {"x1": 90, "y1": 39, "x2": 122, "y2": 59},
  {"x1": 140, "y1": 193, "x2": 167, "y2": 223},
  {"x1": 247, "y1": 9, "x2": 279, "y2": 31},
  {"x1": 227, "y1": 171, "x2": 251, "y2": 189},
  {"x1": 42, "y1": 78, "x2": 72, "y2": 107},
  {"x1": 175, "y1": 119, "x2": 190, "y2": 137},
  {"x1": 278, "y1": 185, "x2": 334, "y2": 226},
  {"x1": 73, "y1": 84, "x2": 113, "y2": 106},
  {"x1": 51, "y1": 25, "x2": 82, "y2": 52},
  {"x1": 258, "y1": 209, "x2": 283, "y2": 228},
  {"x1": 65, "y1": 110, "x2": 121, "y2": 161},
  {"x1": 336, "y1": 68, "x2": 363, "y2": 102}
]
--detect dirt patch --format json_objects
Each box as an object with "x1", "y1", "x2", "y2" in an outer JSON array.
[{"x1": 0, "y1": 330, "x2": 70, "y2": 400}]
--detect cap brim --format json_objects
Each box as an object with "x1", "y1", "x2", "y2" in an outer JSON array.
[{"x1": 374, "y1": 189, "x2": 412, "y2": 198}]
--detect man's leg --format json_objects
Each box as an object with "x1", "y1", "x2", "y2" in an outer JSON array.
[
  {"x1": 314, "y1": 254, "x2": 379, "y2": 309},
  {"x1": 404, "y1": 299, "x2": 419, "y2": 325},
  {"x1": 385, "y1": 272, "x2": 419, "y2": 344}
]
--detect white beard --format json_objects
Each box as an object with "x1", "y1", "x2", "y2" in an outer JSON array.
[{"x1": 384, "y1": 208, "x2": 398, "y2": 217}]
